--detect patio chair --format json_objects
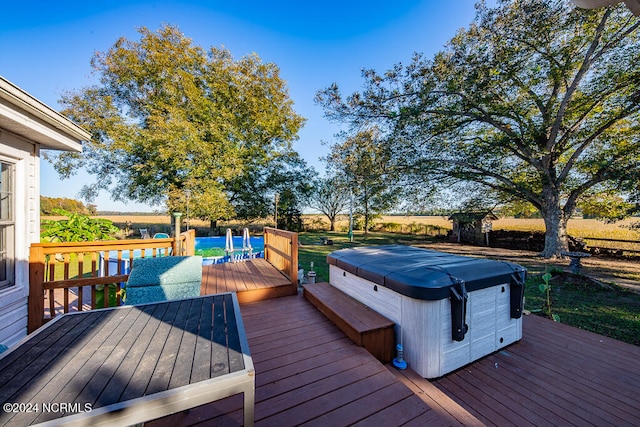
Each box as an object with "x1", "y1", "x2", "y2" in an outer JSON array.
[
  {"x1": 123, "y1": 256, "x2": 203, "y2": 305},
  {"x1": 139, "y1": 228, "x2": 151, "y2": 239},
  {"x1": 153, "y1": 232, "x2": 170, "y2": 239}
]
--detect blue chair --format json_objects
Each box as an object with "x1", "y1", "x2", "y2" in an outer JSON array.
[{"x1": 123, "y1": 256, "x2": 203, "y2": 305}]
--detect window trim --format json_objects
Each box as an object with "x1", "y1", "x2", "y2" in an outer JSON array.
[{"x1": 0, "y1": 160, "x2": 15, "y2": 290}]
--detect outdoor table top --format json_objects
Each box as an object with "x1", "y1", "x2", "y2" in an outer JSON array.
[{"x1": 0, "y1": 293, "x2": 254, "y2": 427}]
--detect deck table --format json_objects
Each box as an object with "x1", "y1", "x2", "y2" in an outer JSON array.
[{"x1": 0, "y1": 293, "x2": 254, "y2": 426}]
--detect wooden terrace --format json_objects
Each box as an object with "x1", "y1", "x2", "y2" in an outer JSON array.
[
  {"x1": 200, "y1": 258, "x2": 297, "y2": 303},
  {"x1": 16, "y1": 229, "x2": 640, "y2": 426},
  {"x1": 147, "y1": 288, "x2": 640, "y2": 426},
  {"x1": 158, "y1": 258, "x2": 640, "y2": 425}
]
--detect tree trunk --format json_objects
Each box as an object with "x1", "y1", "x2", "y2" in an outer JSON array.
[
  {"x1": 329, "y1": 218, "x2": 335, "y2": 232},
  {"x1": 363, "y1": 209, "x2": 370, "y2": 236},
  {"x1": 540, "y1": 191, "x2": 569, "y2": 258},
  {"x1": 363, "y1": 190, "x2": 370, "y2": 236}
]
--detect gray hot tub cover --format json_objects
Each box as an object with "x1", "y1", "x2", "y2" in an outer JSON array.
[{"x1": 327, "y1": 245, "x2": 526, "y2": 302}]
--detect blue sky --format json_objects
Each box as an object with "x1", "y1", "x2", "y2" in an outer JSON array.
[{"x1": 1, "y1": 0, "x2": 486, "y2": 212}]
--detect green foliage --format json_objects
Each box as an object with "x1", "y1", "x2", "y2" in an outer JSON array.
[
  {"x1": 499, "y1": 200, "x2": 541, "y2": 219},
  {"x1": 317, "y1": 0, "x2": 640, "y2": 258},
  {"x1": 538, "y1": 272, "x2": 560, "y2": 322},
  {"x1": 376, "y1": 222, "x2": 402, "y2": 233},
  {"x1": 41, "y1": 196, "x2": 95, "y2": 216},
  {"x1": 325, "y1": 127, "x2": 401, "y2": 234},
  {"x1": 307, "y1": 176, "x2": 350, "y2": 231},
  {"x1": 41, "y1": 209, "x2": 120, "y2": 242},
  {"x1": 95, "y1": 284, "x2": 119, "y2": 308},
  {"x1": 525, "y1": 272, "x2": 640, "y2": 345},
  {"x1": 578, "y1": 193, "x2": 636, "y2": 222},
  {"x1": 52, "y1": 24, "x2": 305, "y2": 221},
  {"x1": 228, "y1": 151, "x2": 315, "y2": 226}
]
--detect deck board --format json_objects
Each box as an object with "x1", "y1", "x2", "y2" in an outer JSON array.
[
  {"x1": 97, "y1": 303, "x2": 166, "y2": 406},
  {"x1": 387, "y1": 366, "x2": 482, "y2": 426},
  {"x1": 147, "y1": 292, "x2": 640, "y2": 427},
  {"x1": 147, "y1": 294, "x2": 448, "y2": 427},
  {"x1": 430, "y1": 314, "x2": 640, "y2": 426},
  {"x1": 200, "y1": 258, "x2": 296, "y2": 302}
]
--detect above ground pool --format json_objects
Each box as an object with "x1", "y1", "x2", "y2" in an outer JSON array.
[
  {"x1": 195, "y1": 236, "x2": 264, "y2": 264},
  {"x1": 101, "y1": 236, "x2": 265, "y2": 276}
]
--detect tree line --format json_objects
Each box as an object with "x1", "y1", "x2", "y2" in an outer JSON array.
[{"x1": 41, "y1": 196, "x2": 97, "y2": 216}]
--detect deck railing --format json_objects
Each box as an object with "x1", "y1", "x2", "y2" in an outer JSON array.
[
  {"x1": 263, "y1": 227, "x2": 298, "y2": 287},
  {"x1": 28, "y1": 230, "x2": 195, "y2": 333}
]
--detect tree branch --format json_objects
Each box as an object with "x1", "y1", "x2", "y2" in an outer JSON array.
[
  {"x1": 558, "y1": 101, "x2": 639, "y2": 183},
  {"x1": 425, "y1": 158, "x2": 544, "y2": 208},
  {"x1": 548, "y1": 10, "x2": 611, "y2": 149}
]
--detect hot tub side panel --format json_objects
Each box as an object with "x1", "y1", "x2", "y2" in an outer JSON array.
[
  {"x1": 329, "y1": 264, "x2": 522, "y2": 378},
  {"x1": 330, "y1": 265, "x2": 442, "y2": 377},
  {"x1": 399, "y1": 294, "x2": 443, "y2": 378},
  {"x1": 329, "y1": 265, "x2": 402, "y2": 324}
]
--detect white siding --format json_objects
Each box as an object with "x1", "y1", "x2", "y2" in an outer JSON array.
[{"x1": 0, "y1": 130, "x2": 37, "y2": 347}]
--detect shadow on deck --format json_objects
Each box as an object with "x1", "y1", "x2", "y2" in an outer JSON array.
[{"x1": 152, "y1": 262, "x2": 640, "y2": 427}]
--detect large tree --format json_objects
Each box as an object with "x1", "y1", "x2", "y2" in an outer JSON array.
[
  {"x1": 326, "y1": 127, "x2": 400, "y2": 234},
  {"x1": 307, "y1": 176, "x2": 350, "y2": 231},
  {"x1": 226, "y1": 150, "x2": 315, "y2": 228},
  {"x1": 317, "y1": 0, "x2": 640, "y2": 257},
  {"x1": 51, "y1": 24, "x2": 305, "y2": 220}
]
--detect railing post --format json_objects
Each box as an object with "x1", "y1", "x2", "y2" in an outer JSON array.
[
  {"x1": 264, "y1": 228, "x2": 271, "y2": 263},
  {"x1": 183, "y1": 229, "x2": 195, "y2": 255},
  {"x1": 289, "y1": 232, "x2": 298, "y2": 287},
  {"x1": 28, "y1": 245, "x2": 45, "y2": 334},
  {"x1": 173, "y1": 212, "x2": 182, "y2": 256}
]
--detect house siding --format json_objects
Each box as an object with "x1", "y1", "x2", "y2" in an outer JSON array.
[{"x1": 0, "y1": 130, "x2": 37, "y2": 347}]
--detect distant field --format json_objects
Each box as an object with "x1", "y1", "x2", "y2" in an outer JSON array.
[
  {"x1": 313, "y1": 215, "x2": 640, "y2": 241},
  {"x1": 42, "y1": 214, "x2": 640, "y2": 241}
]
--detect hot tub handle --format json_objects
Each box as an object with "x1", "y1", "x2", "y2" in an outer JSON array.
[
  {"x1": 450, "y1": 281, "x2": 469, "y2": 342},
  {"x1": 510, "y1": 272, "x2": 525, "y2": 319}
]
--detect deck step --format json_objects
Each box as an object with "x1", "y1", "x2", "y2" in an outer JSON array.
[{"x1": 303, "y1": 282, "x2": 395, "y2": 363}]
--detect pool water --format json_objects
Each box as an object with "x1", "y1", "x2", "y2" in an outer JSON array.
[
  {"x1": 195, "y1": 236, "x2": 264, "y2": 260},
  {"x1": 101, "y1": 237, "x2": 265, "y2": 273}
]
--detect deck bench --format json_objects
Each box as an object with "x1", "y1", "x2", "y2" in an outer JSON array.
[{"x1": 303, "y1": 282, "x2": 395, "y2": 363}]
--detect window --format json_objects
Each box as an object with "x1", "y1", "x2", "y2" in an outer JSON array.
[{"x1": 0, "y1": 161, "x2": 14, "y2": 289}]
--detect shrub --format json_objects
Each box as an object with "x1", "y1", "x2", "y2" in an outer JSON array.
[{"x1": 41, "y1": 209, "x2": 120, "y2": 242}]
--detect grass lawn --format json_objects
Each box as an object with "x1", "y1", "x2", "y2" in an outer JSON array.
[
  {"x1": 298, "y1": 230, "x2": 640, "y2": 347},
  {"x1": 525, "y1": 272, "x2": 640, "y2": 345}
]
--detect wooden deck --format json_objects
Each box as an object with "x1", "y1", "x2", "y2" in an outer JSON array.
[
  {"x1": 148, "y1": 290, "x2": 640, "y2": 427},
  {"x1": 430, "y1": 315, "x2": 640, "y2": 426},
  {"x1": 200, "y1": 258, "x2": 297, "y2": 303},
  {"x1": 42, "y1": 257, "x2": 295, "y2": 318},
  {"x1": 148, "y1": 293, "x2": 452, "y2": 426},
  {"x1": 31, "y1": 258, "x2": 640, "y2": 426}
]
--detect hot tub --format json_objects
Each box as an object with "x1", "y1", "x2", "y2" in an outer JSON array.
[{"x1": 327, "y1": 245, "x2": 526, "y2": 378}]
